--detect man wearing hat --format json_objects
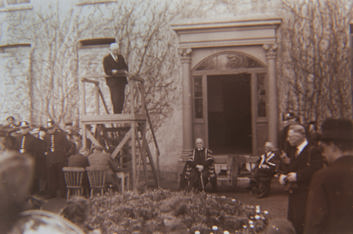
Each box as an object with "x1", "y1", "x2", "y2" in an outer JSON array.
[
  {"x1": 103, "y1": 42, "x2": 129, "y2": 114},
  {"x1": 43, "y1": 119, "x2": 71, "y2": 198},
  {"x1": 304, "y1": 118, "x2": 353, "y2": 234},
  {"x1": 15, "y1": 121, "x2": 45, "y2": 194},
  {"x1": 6, "y1": 116, "x2": 19, "y2": 129}
]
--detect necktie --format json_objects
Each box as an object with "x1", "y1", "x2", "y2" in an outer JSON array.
[
  {"x1": 295, "y1": 147, "x2": 300, "y2": 157},
  {"x1": 20, "y1": 136, "x2": 26, "y2": 153}
]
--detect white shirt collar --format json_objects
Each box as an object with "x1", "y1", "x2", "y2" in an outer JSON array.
[
  {"x1": 110, "y1": 52, "x2": 118, "y2": 62},
  {"x1": 296, "y1": 139, "x2": 308, "y2": 155}
]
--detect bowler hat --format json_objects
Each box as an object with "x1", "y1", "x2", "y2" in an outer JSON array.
[
  {"x1": 47, "y1": 119, "x2": 55, "y2": 128},
  {"x1": 319, "y1": 118, "x2": 353, "y2": 142},
  {"x1": 284, "y1": 112, "x2": 296, "y2": 121}
]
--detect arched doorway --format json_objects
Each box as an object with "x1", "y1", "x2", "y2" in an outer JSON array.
[{"x1": 192, "y1": 51, "x2": 268, "y2": 155}]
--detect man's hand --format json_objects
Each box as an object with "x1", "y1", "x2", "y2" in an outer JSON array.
[
  {"x1": 280, "y1": 151, "x2": 291, "y2": 164},
  {"x1": 112, "y1": 69, "x2": 118, "y2": 75},
  {"x1": 287, "y1": 172, "x2": 297, "y2": 182},
  {"x1": 196, "y1": 164, "x2": 204, "y2": 172},
  {"x1": 279, "y1": 174, "x2": 288, "y2": 185}
]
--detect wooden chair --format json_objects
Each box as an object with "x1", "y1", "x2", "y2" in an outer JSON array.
[
  {"x1": 62, "y1": 167, "x2": 85, "y2": 200},
  {"x1": 86, "y1": 166, "x2": 106, "y2": 197},
  {"x1": 115, "y1": 169, "x2": 130, "y2": 192}
]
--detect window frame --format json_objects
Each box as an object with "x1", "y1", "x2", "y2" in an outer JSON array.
[{"x1": 0, "y1": 0, "x2": 32, "y2": 12}]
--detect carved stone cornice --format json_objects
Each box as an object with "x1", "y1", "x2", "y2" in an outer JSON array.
[
  {"x1": 179, "y1": 48, "x2": 192, "y2": 63},
  {"x1": 263, "y1": 43, "x2": 278, "y2": 59}
]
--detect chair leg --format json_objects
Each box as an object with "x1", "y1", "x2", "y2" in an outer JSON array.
[
  {"x1": 67, "y1": 189, "x2": 70, "y2": 200},
  {"x1": 121, "y1": 176, "x2": 125, "y2": 192}
]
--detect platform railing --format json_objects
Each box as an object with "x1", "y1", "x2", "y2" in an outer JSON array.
[{"x1": 81, "y1": 73, "x2": 145, "y2": 116}]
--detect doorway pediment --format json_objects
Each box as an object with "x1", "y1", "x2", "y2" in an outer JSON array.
[{"x1": 172, "y1": 16, "x2": 281, "y2": 48}]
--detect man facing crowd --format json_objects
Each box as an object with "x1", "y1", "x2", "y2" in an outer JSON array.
[
  {"x1": 304, "y1": 119, "x2": 353, "y2": 234},
  {"x1": 278, "y1": 124, "x2": 323, "y2": 234},
  {"x1": 103, "y1": 43, "x2": 129, "y2": 114}
]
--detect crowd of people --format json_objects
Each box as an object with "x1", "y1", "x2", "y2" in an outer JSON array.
[{"x1": 0, "y1": 115, "x2": 123, "y2": 199}]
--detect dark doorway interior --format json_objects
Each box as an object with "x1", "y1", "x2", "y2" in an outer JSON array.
[{"x1": 208, "y1": 74, "x2": 252, "y2": 154}]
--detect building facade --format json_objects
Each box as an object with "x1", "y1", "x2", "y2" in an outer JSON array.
[{"x1": 1, "y1": 0, "x2": 352, "y2": 180}]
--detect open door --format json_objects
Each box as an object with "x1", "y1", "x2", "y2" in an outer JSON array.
[{"x1": 207, "y1": 74, "x2": 252, "y2": 154}]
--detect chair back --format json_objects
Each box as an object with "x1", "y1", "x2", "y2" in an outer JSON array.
[
  {"x1": 86, "y1": 166, "x2": 106, "y2": 189},
  {"x1": 62, "y1": 167, "x2": 85, "y2": 188}
]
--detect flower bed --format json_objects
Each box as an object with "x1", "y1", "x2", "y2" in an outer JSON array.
[{"x1": 78, "y1": 189, "x2": 269, "y2": 233}]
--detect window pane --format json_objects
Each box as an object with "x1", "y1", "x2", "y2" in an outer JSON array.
[
  {"x1": 193, "y1": 76, "x2": 203, "y2": 118},
  {"x1": 194, "y1": 76, "x2": 202, "y2": 97},
  {"x1": 194, "y1": 99, "x2": 203, "y2": 119},
  {"x1": 257, "y1": 73, "x2": 266, "y2": 117}
]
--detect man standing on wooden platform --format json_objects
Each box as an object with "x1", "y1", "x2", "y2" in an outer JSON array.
[{"x1": 103, "y1": 43, "x2": 129, "y2": 114}]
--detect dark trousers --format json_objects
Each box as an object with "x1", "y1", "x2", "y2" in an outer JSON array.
[
  {"x1": 106, "y1": 78, "x2": 127, "y2": 114},
  {"x1": 47, "y1": 159, "x2": 66, "y2": 196},
  {"x1": 288, "y1": 189, "x2": 308, "y2": 234}
]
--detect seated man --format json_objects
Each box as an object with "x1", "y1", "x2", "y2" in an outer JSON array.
[
  {"x1": 87, "y1": 145, "x2": 120, "y2": 190},
  {"x1": 180, "y1": 138, "x2": 217, "y2": 192},
  {"x1": 250, "y1": 141, "x2": 279, "y2": 197},
  {"x1": 68, "y1": 143, "x2": 89, "y2": 197}
]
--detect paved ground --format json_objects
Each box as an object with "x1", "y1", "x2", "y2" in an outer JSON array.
[{"x1": 227, "y1": 179, "x2": 288, "y2": 219}]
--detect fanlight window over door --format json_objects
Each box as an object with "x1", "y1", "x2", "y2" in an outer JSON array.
[{"x1": 195, "y1": 52, "x2": 264, "y2": 71}]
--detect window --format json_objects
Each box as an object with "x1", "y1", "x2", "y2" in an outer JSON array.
[
  {"x1": 77, "y1": 0, "x2": 116, "y2": 6},
  {"x1": 0, "y1": 0, "x2": 31, "y2": 10},
  {"x1": 256, "y1": 73, "x2": 266, "y2": 117},
  {"x1": 193, "y1": 76, "x2": 203, "y2": 119},
  {"x1": 79, "y1": 38, "x2": 115, "y2": 47}
]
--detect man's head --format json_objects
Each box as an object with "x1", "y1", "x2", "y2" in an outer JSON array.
[
  {"x1": 264, "y1": 141, "x2": 274, "y2": 153},
  {"x1": 47, "y1": 119, "x2": 56, "y2": 133},
  {"x1": 319, "y1": 118, "x2": 353, "y2": 164},
  {"x1": 19, "y1": 121, "x2": 31, "y2": 135},
  {"x1": 109, "y1": 43, "x2": 119, "y2": 56},
  {"x1": 93, "y1": 144, "x2": 104, "y2": 152},
  {"x1": 195, "y1": 138, "x2": 204, "y2": 149},
  {"x1": 64, "y1": 122, "x2": 73, "y2": 134},
  {"x1": 6, "y1": 116, "x2": 15, "y2": 124},
  {"x1": 287, "y1": 124, "x2": 306, "y2": 147},
  {"x1": 283, "y1": 112, "x2": 298, "y2": 127}
]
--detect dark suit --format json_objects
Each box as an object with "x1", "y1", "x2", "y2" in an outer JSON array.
[
  {"x1": 16, "y1": 133, "x2": 45, "y2": 193},
  {"x1": 44, "y1": 129, "x2": 71, "y2": 197},
  {"x1": 304, "y1": 156, "x2": 353, "y2": 234},
  {"x1": 103, "y1": 53, "x2": 128, "y2": 114},
  {"x1": 282, "y1": 144, "x2": 323, "y2": 234}
]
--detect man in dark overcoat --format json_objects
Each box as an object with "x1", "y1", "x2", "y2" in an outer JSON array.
[
  {"x1": 15, "y1": 121, "x2": 45, "y2": 194},
  {"x1": 304, "y1": 119, "x2": 353, "y2": 234},
  {"x1": 103, "y1": 43, "x2": 129, "y2": 114},
  {"x1": 278, "y1": 124, "x2": 323, "y2": 234},
  {"x1": 43, "y1": 119, "x2": 71, "y2": 198}
]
